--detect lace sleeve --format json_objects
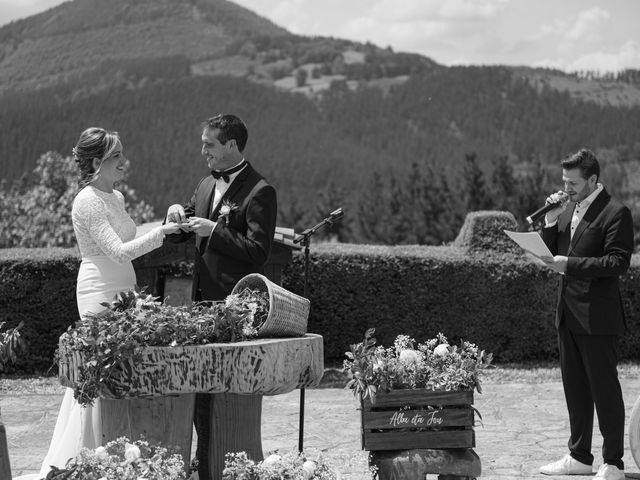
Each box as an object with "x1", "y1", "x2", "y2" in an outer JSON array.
[{"x1": 74, "y1": 193, "x2": 164, "y2": 264}]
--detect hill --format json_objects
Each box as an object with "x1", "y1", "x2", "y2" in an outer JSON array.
[{"x1": 1, "y1": 0, "x2": 640, "y2": 245}]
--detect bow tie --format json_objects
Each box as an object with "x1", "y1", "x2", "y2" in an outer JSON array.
[{"x1": 211, "y1": 161, "x2": 246, "y2": 183}]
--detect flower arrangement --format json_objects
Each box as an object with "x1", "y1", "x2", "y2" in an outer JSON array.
[
  {"x1": 58, "y1": 287, "x2": 270, "y2": 406},
  {"x1": 223, "y1": 451, "x2": 339, "y2": 480},
  {"x1": 218, "y1": 200, "x2": 238, "y2": 226},
  {"x1": 343, "y1": 328, "x2": 493, "y2": 400},
  {"x1": 43, "y1": 436, "x2": 186, "y2": 480}
]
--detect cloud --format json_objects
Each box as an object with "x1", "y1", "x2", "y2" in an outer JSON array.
[
  {"x1": 565, "y1": 7, "x2": 610, "y2": 41},
  {"x1": 534, "y1": 41, "x2": 640, "y2": 73},
  {"x1": 539, "y1": 7, "x2": 610, "y2": 42},
  {"x1": 438, "y1": 0, "x2": 510, "y2": 20},
  {"x1": 368, "y1": 0, "x2": 509, "y2": 23}
]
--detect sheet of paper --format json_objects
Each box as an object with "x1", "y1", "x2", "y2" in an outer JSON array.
[{"x1": 503, "y1": 230, "x2": 553, "y2": 258}]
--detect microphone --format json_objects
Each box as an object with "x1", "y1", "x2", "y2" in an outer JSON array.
[
  {"x1": 328, "y1": 208, "x2": 344, "y2": 221},
  {"x1": 526, "y1": 193, "x2": 568, "y2": 225}
]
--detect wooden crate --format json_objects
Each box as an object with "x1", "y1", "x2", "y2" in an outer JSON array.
[{"x1": 360, "y1": 389, "x2": 475, "y2": 451}]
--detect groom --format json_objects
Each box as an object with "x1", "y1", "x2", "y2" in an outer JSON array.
[{"x1": 165, "y1": 113, "x2": 277, "y2": 479}]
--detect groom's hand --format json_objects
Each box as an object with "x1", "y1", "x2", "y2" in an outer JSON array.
[
  {"x1": 167, "y1": 204, "x2": 187, "y2": 223},
  {"x1": 188, "y1": 217, "x2": 216, "y2": 237}
]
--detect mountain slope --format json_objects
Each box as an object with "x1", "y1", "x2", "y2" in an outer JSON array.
[{"x1": 0, "y1": 0, "x2": 290, "y2": 91}]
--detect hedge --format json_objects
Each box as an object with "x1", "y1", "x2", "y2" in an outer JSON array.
[
  {"x1": 3, "y1": 211, "x2": 640, "y2": 373},
  {"x1": 0, "y1": 248, "x2": 80, "y2": 373}
]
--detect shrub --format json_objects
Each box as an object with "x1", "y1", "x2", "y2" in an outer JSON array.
[{"x1": 0, "y1": 248, "x2": 80, "y2": 373}]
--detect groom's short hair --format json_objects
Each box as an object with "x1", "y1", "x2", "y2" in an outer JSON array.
[{"x1": 202, "y1": 114, "x2": 248, "y2": 152}]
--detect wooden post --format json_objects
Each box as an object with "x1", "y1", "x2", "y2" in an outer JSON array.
[
  {"x1": 100, "y1": 394, "x2": 195, "y2": 473},
  {"x1": 0, "y1": 407, "x2": 12, "y2": 480},
  {"x1": 206, "y1": 393, "x2": 264, "y2": 480}
]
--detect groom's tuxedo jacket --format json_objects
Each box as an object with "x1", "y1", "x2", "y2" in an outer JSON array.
[
  {"x1": 168, "y1": 163, "x2": 277, "y2": 301},
  {"x1": 541, "y1": 188, "x2": 633, "y2": 335}
]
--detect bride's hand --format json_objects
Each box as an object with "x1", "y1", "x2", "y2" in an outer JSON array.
[{"x1": 161, "y1": 223, "x2": 184, "y2": 235}]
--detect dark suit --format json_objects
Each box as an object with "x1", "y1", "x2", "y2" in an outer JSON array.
[
  {"x1": 167, "y1": 162, "x2": 277, "y2": 480},
  {"x1": 541, "y1": 187, "x2": 633, "y2": 469},
  {"x1": 169, "y1": 163, "x2": 277, "y2": 301}
]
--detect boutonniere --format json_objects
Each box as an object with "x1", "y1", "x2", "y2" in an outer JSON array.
[{"x1": 218, "y1": 200, "x2": 238, "y2": 226}]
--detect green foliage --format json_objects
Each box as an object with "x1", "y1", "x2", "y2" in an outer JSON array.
[
  {"x1": 59, "y1": 287, "x2": 270, "y2": 406},
  {"x1": 5, "y1": 224, "x2": 640, "y2": 374},
  {"x1": 223, "y1": 451, "x2": 338, "y2": 480},
  {"x1": 454, "y1": 211, "x2": 520, "y2": 254},
  {"x1": 343, "y1": 329, "x2": 493, "y2": 399},
  {"x1": 0, "y1": 248, "x2": 80, "y2": 373},
  {"x1": 0, "y1": 152, "x2": 155, "y2": 248},
  {"x1": 0, "y1": 321, "x2": 26, "y2": 371},
  {"x1": 281, "y1": 243, "x2": 564, "y2": 364},
  {"x1": 2, "y1": 66, "x2": 640, "y2": 245},
  {"x1": 46, "y1": 436, "x2": 186, "y2": 480}
]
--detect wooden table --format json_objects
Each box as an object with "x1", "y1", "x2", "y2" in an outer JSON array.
[{"x1": 59, "y1": 334, "x2": 324, "y2": 478}]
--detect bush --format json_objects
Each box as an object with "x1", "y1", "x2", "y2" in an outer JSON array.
[
  {"x1": 283, "y1": 243, "x2": 561, "y2": 363},
  {"x1": 0, "y1": 152, "x2": 155, "y2": 248},
  {"x1": 4, "y1": 212, "x2": 640, "y2": 373},
  {"x1": 0, "y1": 248, "x2": 80, "y2": 373},
  {"x1": 283, "y1": 243, "x2": 640, "y2": 364}
]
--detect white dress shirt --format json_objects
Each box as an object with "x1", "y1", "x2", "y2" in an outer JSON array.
[
  {"x1": 570, "y1": 183, "x2": 603, "y2": 239},
  {"x1": 211, "y1": 159, "x2": 247, "y2": 214}
]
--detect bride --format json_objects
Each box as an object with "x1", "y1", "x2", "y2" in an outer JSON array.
[{"x1": 19, "y1": 127, "x2": 182, "y2": 479}]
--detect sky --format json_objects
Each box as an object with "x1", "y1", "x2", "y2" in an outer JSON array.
[{"x1": 0, "y1": 0, "x2": 639, "y2": 73}]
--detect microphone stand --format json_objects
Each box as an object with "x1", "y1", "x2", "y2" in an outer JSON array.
[{"x1": 293, "y1": 207, "x2": 344, "y2": 453}]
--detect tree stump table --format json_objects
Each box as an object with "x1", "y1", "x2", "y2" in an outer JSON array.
[
  {"x1": 361, "y1": 389, "x2": 480, "y2": 480},
  {"x1": 59, "y1": 334, "x2": 324, "y2": 479}
]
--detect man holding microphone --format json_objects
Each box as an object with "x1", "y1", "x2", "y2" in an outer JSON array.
[{"x1": 536, "y1": 149, "x2": 633, "y2": 480}]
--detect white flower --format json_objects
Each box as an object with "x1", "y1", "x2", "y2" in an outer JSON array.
[
  {"x1": 262, "y1": 454, "x2": 281, "y2": 467},
  {"x1": 302, "y1": 460, "x2": 316, "y2": 479},
  {"x1": 399, "y1": 349, "x2": 419, "y2": 365},
  {"x1": 94, "y1": 446, "x2": 108, "y2": 460},
  {"x1": 372, "y1": 358, "x2": 384, "y2": 372},
  {"x1": 433, "y1": 343, "x2": 450, "y2": 357},
  {"x1": 220, "y1": 205, "x2": 232, "y2": 216},
  {"x1": 124, "y1": 442, "x2": 141, "y2": 463}
]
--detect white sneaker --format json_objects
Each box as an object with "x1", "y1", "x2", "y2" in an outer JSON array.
[
  {"x1": 540, "y1": 454, "x2": 592, "y2": 475},
  {"x1": 594, "y1": 464, "x2": 625, "y2": 480}
]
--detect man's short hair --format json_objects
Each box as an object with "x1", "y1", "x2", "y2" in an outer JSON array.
[
  {"x1": 202, "y1": 114, "x2": 248, "y2": 152},
  {"x1": 561, "y1": 148, "x2": 600, "y2": 181}
]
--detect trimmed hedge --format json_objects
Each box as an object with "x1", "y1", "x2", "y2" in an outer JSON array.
[
  {"x1": 3, "y1": 211, "x2": 640, "y2": 373},
  {"x1": 283, "y1": 243, "x2": 640, "y2": 363},
  {"x1": 0, "y1": 248, "x2": 80, "y2": 373}
]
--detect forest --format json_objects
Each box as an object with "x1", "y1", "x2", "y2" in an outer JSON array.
[{"x1": 2, "y1": 64, "x2": 640, "y2": 248}]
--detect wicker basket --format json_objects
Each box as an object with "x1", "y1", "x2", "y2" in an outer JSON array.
[{"x1": 231, "y1": 273, "x2": 310, "y2": 337}]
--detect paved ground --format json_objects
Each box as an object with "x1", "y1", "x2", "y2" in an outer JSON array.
[{"x1": 4, "y1": 375, "x2": 640, "y2": 479}]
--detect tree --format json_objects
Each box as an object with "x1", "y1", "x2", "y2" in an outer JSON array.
[
  {"x1": 0, "y1": 152, "x2": 155, "y2": 248},
  {"x1": 313, "y1": 181, "x2": 350, "y2": 242},
  {"x1": 463, "y1": 152, "x2": 492, "y2": 211}
]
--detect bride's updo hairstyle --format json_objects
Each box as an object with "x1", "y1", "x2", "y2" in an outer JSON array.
[{"x1": 73, "y1": 127, "x2": 120, "y2": 188}]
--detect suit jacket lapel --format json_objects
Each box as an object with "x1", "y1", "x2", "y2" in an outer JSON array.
[
  {"x1": 197, "y1": 177, "x2": 216, "y2": 219},
  {"x1": 557, "y1": 207, "x2": 574, "y2": 255},
  {"x1": 568, "y1": 188, "x2": 610, "y2": 254},
  {"x1": 209, "y1": 164, "x2": 254, "y2": 220}
]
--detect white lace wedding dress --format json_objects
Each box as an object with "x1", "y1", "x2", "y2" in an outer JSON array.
[{"x1": 23, "y1": 185, "x2": 166, "y2": 479}]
